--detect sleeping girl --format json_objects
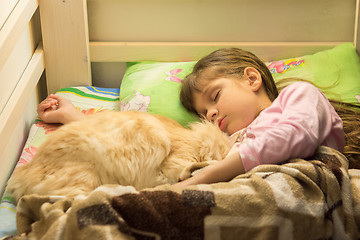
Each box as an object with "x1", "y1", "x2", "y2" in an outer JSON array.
[{"x1": 173, "y1": 48, "x2": 347, "y2": 188}]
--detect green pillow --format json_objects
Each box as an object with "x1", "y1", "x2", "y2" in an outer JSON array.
[
  {"x1": 267, "y1": 42, "x2": 360, "y2": 104},
  {"x1": 119, "y1": 43, "x2": 360, "y2": 127},
  {"x1": 120, "y1": 61, "x2": 198, "y2": 126}
]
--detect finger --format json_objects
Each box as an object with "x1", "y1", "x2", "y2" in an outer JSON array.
[
  {"x1": 42, "y1": 98, "x2": 58, "y2": 107},
  {"x1": 50, "y1": 104, "x2": 58, "y2": 111},
  {"x1": 39, "y1": 97, "x2": 54, "y2": 105},
  {"x1": 47, "y1": 94, "x2": 63, "y2": 101},
  {"x1": 38, "y1": 102, "x2": 50, "y2": 113},
  {"x1": 50, "y1": 95, "x2": 72, "y2": 106},
  {"x1": 38, "y1": 101, "x2": 57, "y2": 116},
  {"x1": 38, "y1": 101, "x2": 53, "y2": 111}
]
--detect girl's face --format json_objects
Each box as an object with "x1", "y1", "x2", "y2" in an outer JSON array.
[{"x1": 192, "y1": 67, "x2": 271, "y2": 135}]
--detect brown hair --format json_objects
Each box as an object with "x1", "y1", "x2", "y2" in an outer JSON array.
[
  {"x1": 330, "y1": 100, "x2": 360, "y2": 168},
  {"x1": 180, "y1": 48, "x2": 278, "y2": 115},
  {"x1": 180, "y1": 48, "x2": 360, "y2": 168}
]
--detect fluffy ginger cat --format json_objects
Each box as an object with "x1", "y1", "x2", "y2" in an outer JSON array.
[{"x1": 7, "y1": 111, "x2": 230, "y2": 201}]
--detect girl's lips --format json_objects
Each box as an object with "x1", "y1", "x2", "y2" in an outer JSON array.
[{"x1": 217, "y1": 117, "x2": 226, "y2": 131}]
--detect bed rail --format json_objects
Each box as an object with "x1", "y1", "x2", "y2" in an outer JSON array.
[
  {"x1": 39, "y1": 0, "x2": 91, "y2": 94},
  {"x1": 0, "y1": 0, "x2": 44, "y2": 196}
]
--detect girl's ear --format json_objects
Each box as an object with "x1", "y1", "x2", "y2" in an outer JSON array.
[{"x1": 243, "y1": 67, "x2": 262, "y2": 91}]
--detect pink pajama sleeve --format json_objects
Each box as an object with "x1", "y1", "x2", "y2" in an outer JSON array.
[{"x1": 233, "y1": 82, "x2": 344, "y2": 172}]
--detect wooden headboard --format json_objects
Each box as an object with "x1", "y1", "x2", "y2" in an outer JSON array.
[{"x1": 39, "y1": 0, "x2": 360, "y2": 94}]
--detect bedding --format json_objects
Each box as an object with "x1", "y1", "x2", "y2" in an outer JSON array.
[
  {"x1": 5, "y1": 146, "x2": 360, "y2": 239},
  {"x1": 120, "y1": 61, "x2": 199, "y2": 126},
  {"x1": 1, "y1": 43, "x2": 360, "y2": 239},
  {"x1": 120, "y1": 43, "x2": 360, "y2": 124},
  {"x1": 0, "y1": 86, "x2": 120, "y2": 238},
  {"x1": 268, "y1": 42, "x2": 360, "y2": 104}
]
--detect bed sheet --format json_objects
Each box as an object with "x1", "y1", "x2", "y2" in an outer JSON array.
[
  {"x1": 0, "y1": 86, "x2": 119, "y2": 238},
  {"x1": 4, "y1": 146, "x2": 360, "y2": 239}
]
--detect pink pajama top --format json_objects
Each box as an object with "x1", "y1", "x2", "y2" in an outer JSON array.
[{"x1": 227, "y1": 81, "x2": 344, "y2": 172}]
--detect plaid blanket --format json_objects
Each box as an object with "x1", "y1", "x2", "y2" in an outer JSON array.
[{"x1": 5, "y1": 146, "x2": 360, "y2": 240}]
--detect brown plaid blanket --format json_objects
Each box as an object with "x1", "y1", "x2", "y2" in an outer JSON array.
[{"x1": 5, "y1": 146, "x2": 360, "y2": 240}]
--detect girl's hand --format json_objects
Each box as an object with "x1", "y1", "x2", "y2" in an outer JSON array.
[
  {"x1": 37, "y1": 94, "x2": 85, "y2": 124},
  {"x1": 172, "y1": 180, "x2": 193, "y2": 190},
  {"x1": 172, "y1": 151, "x2": 245, "y2": 189}
]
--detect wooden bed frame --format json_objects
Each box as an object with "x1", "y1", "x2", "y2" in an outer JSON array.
[{"x1": 1, "y1": 0, "x2": 359, "y2": 196}]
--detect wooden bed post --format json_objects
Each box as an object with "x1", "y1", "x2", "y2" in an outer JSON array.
[
  {"x1": 355, "y1": 0, "x2": 360, "y2": 54},
  {"x1": 39, "y1": 0, "x2": 91, "y2": 94}
]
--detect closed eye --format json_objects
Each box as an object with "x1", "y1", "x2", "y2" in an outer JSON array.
[{"x1": 214, "y1": 90, "x2": 220, "y2": 101}]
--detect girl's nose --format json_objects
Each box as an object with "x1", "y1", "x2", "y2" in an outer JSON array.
[{"x1": 206, "y1": 108, "x2": 218, "y2": 122}]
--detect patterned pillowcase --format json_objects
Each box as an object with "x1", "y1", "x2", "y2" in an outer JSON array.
[
  {"x1": 120, "y1": 61, "x2": 199, "y2": 127},
  {"x1": 267, "y1": 42, "x2": 360, "y2": 104},
  {"x1": 120, "y1": 43, "x2": 360, "y2": 130},
  {"x1": 0, "y1": 86, "x2": 120, "y2": 238}
]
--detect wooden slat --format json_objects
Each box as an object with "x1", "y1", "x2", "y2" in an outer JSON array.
[
  {"x1": 355, "y1": 0, "x2": 360, "y2": 53},
  {"x1": 0, "y1": 0, "x2": 38, "y2": 69},
  {"x1": 0, "y1": 43, "x2": 44, "y2": 161},
  {"x1": 87, "y1": 0, "x2": 355, "y2": 43},
  {"x1": 0, "y1": 0, "x2": 19, "y2": 29},
  {"x1": 39, "y1": 0, "x2": 91, "y2": 94},
  {"x1": 90, "y1": 41, "x2": 347, "y2": 62}
]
